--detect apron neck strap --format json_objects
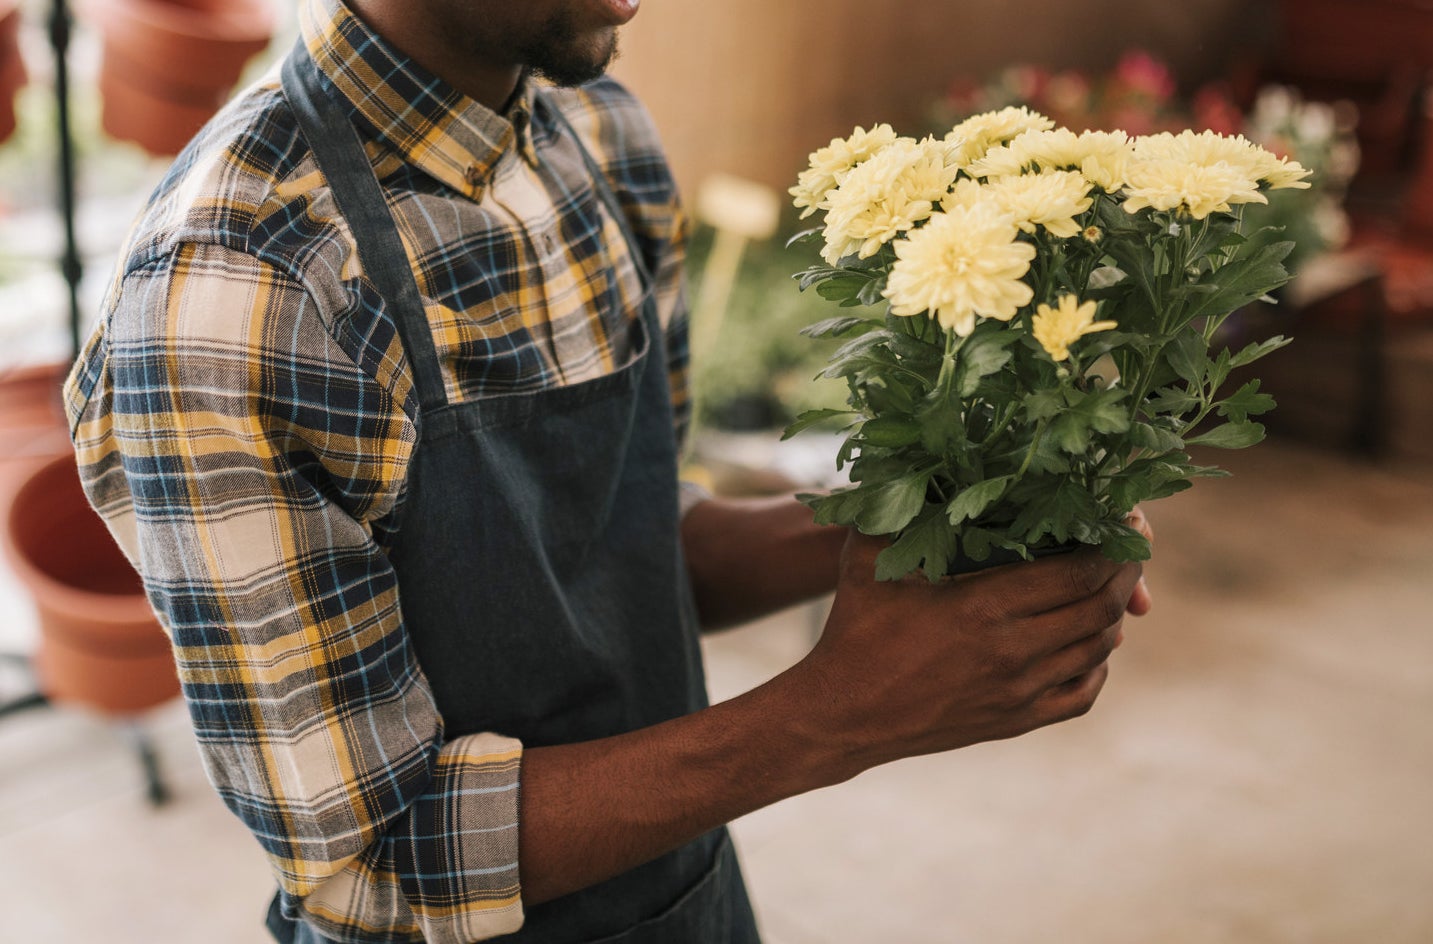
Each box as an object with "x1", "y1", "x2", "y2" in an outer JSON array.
[
  {"x1": 281, "y1": 40, "x2": 448, "y2": 412},
  {"x1": 280, "y1": 41, "x2": 658, "y2": 415},
  {"x1": 543, "y1": 100, "x2": 654, "y2": 291}
]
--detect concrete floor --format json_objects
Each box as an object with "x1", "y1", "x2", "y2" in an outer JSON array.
[{"x1": 0, "y1": 438, "x2": 1430, "y2": 943}]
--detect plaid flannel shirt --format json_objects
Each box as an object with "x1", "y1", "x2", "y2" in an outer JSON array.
[{"x1": 63, "y1": 0, "x2": 690, "y2": 939}]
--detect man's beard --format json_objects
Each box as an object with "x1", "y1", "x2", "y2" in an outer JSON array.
[{"x1": 517, "y1": 15, "x2": 620, "y2": 87}]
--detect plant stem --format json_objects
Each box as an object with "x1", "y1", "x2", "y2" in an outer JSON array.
[{"x1": 1016, "y1": 419, "x2": 1049, "y2": 479}]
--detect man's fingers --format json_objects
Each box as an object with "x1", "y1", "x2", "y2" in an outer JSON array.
[
  {"x1": 1126, "y1": 577, "x2": 1153, "y2": 616},
  {"x1": 1124, "y1": 507, "x2": 1154, "y2": 616},
  {"x1": 1126, "y1": 506, "x2": 1154, "y2": 544}
]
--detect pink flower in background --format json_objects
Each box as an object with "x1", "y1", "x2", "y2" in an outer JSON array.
[
  {"x1": 1112, "y1": 49, "x2": 1176, "y2": 104},
  {"x1": 1042, "y1": 71, "x2": 1093, "y2": 127},
  {"x1": 1000, "y1": 65, "x2": 1050, "y2": 104},
  {"x1": 1192, "y1": 84, "x2": 1245, "y2": 136}
]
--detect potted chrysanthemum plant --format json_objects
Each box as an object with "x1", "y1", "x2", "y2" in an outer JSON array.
[{"x1": 783, "y1": 108, "x2": 1313, "y2": 580}]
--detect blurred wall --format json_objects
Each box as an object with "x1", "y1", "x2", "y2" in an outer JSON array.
[{"x1": 611, "y1": 0, "x2": 1271, "y2": 203}]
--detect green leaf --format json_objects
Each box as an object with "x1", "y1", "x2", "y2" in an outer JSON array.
[
  {"x1": 916, "y1": 401, "x2": 970, "y2": 455},
  {"x1": 1183, "y1": 240, "x2": 1295, "y2": 322},
  {"x1": 799, "y1": 315, "x2": 880, "y2": 339},
  {"x1": 805, "y1": 488, "x2": 865, "y2": 527},
  {"x1": 1187, "y1": 421, "x2": 1266, "y2": 449},
  {"x1": 1108, "y1": 459, "x2": 1193, "y2": 513},
  {"x1": 886, "y1": 331, "x2": 944, "y2": 368},
  {"x1": 856, "y1": 274, "x2": 891, "y2": 307},
  {"x1": 1128, "y1": 422, "x2": 1185, "y2": 454},
  {"x1": 781, "y1": 408, "x2": 858, "y2": 440},
  {"x1": 1166, "y1": 331, "x2": 1208, "y2": 386},
  {"x1": 819, "y1": 331, "x2": 897, "y2": 380},
  {"x1": 862, "y1": 377, "x2": 921, "y2": 414},
  {"x1": 1024, "y1": 389, "x2": 1066, "y2": 423},
  {"x1": 1206, "y1": 347, "x2": 1234, "y2": 392},
  {"x1": 960, "y1": 527, "x2": 1029, "y2": 564},
  {"x1": 1049, "y1": 387, "x2": 1129, "y2": 454},
  {"x1": 855, "y1": 472, "x2": 932, "y2": 535},
  {"x1": 785, "y1": 227, "x2": 823, "y2": 248},
  {"x1": 1186, "y1": 463, "x2": 1232, "y2": 479},
  {"x1": 947, "y1": 475, "x2": 1013, "y2": 526},
  {"x1": 1049, "y1": 411, "x2": 1095, "y2": 454},
  {"x1": 1145, "y1": 385, "x2": 1201, "y2": 418},
  {"x1": 875, "y1": 506, "x2": 959, "y2": 582},
  {"x1": 955, "y1": 331, "x2": 1018, "y2": 397},
  {"x1": 1229, "y1": 335, "x2": 1292, "y2": 369},
  {"x1": 1046, "y1": 480, "x2": 1104, "y2": 544},
  {"x1": 1101, "y1": 230, "x2": 1163, "y2": 312},
  {"x1": 860, "y1": 415, "x2": 923, "y2": 447},
  {"x1": 1096, "y1": 521, "x2": 1152, "y2": 562},
  {"x1": 796, "y1": 265, "x2": 843, "y2": 291},
  {"x1": 1216, "y1": 380, "x2": 1277, "y2": 424},
  {"x1": 816, "y1": 274, "x2": 876, "y2": 306}
]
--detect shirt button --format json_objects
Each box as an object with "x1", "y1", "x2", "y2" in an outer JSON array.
[
  {"x1": 464, "y1": 165, "x2": 483, "y2": 187},
  {"x1": 542, "y1": 232, "x2": 556, "y2": 254}
]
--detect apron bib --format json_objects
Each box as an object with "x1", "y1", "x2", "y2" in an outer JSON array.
[{"x1": 271, "y1": 43, "x2": 761, "y2": 944}]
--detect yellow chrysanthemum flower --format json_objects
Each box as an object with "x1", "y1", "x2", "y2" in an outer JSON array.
[
  {"x1": 1031, "y1": 295, "x2": 1118, "y2": 362},
  {"x1": 970, "y1": 128, "x2": 1133, "y2": 192},
  {"x1": 938, "y1": 177, "x2": 988, "y2": 212},
  {"x1": 983, "y1": 170, "x2": 1094, "y2": 238},
  {"x1": 820, "y1": 136, "x2": 961, "y2": 264},
  {"x1": 883, "y1": 202, "x2": 1036, "y2": 336},
  {"x1": 1071, "y1": 130, "x2": 1135, "y2": 192},
  {"x1": 1122, "y1": 159, "x2": 1267, "y2": 219},
  {"x1": 1132, "y1": 130, "x2": 1311, "y2": 195},
  {"x1": 944, "y1": 106, "x2": 1055, "y2": 169},
  {"x1": 1256, "y1": 153, "x2": 1314, "y2": 190},
  {"x1": 789, "y1": 123, "x2": 900, "y2": 218}
]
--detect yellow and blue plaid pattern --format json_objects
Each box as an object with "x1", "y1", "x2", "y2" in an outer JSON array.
[{"x1": 63, "y1": 0, "x2": 689, "y2": 939}]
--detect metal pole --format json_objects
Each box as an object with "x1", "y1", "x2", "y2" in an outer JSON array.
[{"x1": 49, "y1": 0, "x2": 82, "y2": 361}]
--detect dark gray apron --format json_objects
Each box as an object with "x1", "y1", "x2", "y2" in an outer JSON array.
[{"x1": 268, "y1": 44, "x2": 760, "y2": 944}]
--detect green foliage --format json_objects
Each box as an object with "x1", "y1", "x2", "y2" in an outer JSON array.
[{"x1": 786, "y1": 199, "x2": 1297, "y2": 581}]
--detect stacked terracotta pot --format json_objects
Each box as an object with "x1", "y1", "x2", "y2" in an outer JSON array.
[
  {"x1": 0, "y1": 366, "x2": 179, "y2": 715},
  {"x1": 84, "y1": 0, "x2": 277, "y2": 155},
  {"x1": 0, "y1": 0, "x2": 25, "y2": 144}
]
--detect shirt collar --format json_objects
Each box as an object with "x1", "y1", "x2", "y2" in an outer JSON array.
[{"x1": 299, "y1": 0, "x2": 539, "y2": 199}]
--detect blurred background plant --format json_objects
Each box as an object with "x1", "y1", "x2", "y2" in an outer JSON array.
[
  {"x1": 687, "y1": 222, "x2": 850, "y2": 432},
  {"x1": 928, "y1": 50, "x2": 1361, "y2": 279}
]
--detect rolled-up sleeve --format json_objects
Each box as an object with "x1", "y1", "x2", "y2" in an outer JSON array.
[{"x1": 66, "y1": 242, "x2": 525, "y2": 942}]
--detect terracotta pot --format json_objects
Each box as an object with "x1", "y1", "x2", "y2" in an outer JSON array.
[
  {"x1": 1, "y1": 452, "x2": 179, "y2": 715},
  {"x1": 82, "y1": 0, "x2": 276, "y2": 155},
  {"x1": 0, "y1": 362, "x2": 72, "y2": 468},
  {"x1": 0, "y1": 0, "x2": 26, "y2": 145}
]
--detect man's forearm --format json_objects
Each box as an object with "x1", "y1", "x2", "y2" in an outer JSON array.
[
  {"x1": 517, "y1": 663, "x2": 847, "y2": 905},
  {"x1": 681, "y1": 494, "x2": 847, "y2": 629}
]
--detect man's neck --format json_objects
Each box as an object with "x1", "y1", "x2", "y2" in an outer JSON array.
[{"x1": 345, "y1": 0, "x2": 521, "y2": 112}]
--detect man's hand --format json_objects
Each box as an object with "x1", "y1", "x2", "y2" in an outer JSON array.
[
  {"x1": 786, "y1": 533, "x2": 1145, "y2": 779},
  {"x1": 519, "y1": 505, "x2": 1152, "y2": 904},
  {"x1": 681, "y1": 494, "x2": 846, "y2": 629},
  {"x1": 1125, "y1": 506, "x2": 1155, "y2": 617}
]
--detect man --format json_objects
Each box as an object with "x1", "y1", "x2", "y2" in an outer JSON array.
[{"x1": 65, "y1": 0, "x2": 1151, "y2": 941}]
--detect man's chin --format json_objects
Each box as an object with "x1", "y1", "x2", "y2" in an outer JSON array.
[{"x1": 529, "y1": 34, "x2": 620, "y2": 87}]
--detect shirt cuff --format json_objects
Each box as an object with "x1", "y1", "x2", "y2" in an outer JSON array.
[{"x1": 400, "y1": 732, "x2": 525, "y2": 942}]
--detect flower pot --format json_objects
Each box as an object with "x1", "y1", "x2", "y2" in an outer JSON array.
[
  {"x1": 0, "y1": 0, "x2": 26, "y2": 145},
  {"x1": 942, "y1": 540, "x2": 1077, "y2": 577},
  {"x1": 82, "y1": 0, "x2": 276, "y2": 156},
  {"x1": 0, "y1": 362, "x2": 72, "y2": 469},
  {"x1": 1, "y1": 452, "x2": 179, "y2": 715}
]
